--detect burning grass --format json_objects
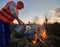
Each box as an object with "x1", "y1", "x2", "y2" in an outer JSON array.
[
  {"x1": 40, "y1": 29, "x2": 48, "y2": 43},
  {"x1": 32, "y1": 27, "x2": 48, "y2": 45},
  {"x1": 10, "y1": 23, "x2": 50, "y2": 47}
]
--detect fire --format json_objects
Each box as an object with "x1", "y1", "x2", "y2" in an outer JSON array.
[
  {"x1": 40, "y1": 29, "x2": 48, "y2": 43},
  {"x1": 32, "y1": 40, "x2": 36, "y2": 45},
  {"x1": 32, "y1": 34, "x2": 38, "y2": 45},
  {"x1": 32, "y1": 28, "x2": 38, "y2": 45},
  {"x1": 32, "y1": 25, "x2": 48, "y2": 45},
  {"x1": 41, "y1": 29, "x2": 47, "y2": 39}
]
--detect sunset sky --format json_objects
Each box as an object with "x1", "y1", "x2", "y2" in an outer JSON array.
[{"x1": 0, "y1": 0, "x2": 60, "y2": 23}]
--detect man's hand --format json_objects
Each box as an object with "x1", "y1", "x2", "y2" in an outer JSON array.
[{"x1": 17, "y1": 19, "x2": 25, "y2": 25}]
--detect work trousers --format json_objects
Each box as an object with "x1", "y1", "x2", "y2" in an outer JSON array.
[{"x1": 0, "y1": 20, "x2": 11, "y2": 47}]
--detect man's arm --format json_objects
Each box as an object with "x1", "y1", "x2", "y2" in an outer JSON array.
[{"x1": 12, "y1": 14, "x2": 25, "y2": 24}]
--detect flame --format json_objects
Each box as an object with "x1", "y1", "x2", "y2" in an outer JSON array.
[
  {"x1": 40, "y1": 29, "x2": 48, "y2": 43},
  {"x1": 32, "y1": 28, "x2": 38, "y2": 45},
  {"x1": 32, "y1": 34, "x2": 38, "y2": 45},
  {"x1": 40, "y1": 29, "x2": 47, "y2": 39},
  {"x1": 32, "y1": 26, "x2": 48, "y2": 44},
  {"x1": 32, "y1": 40, "x2": 37, "y2": 45}
]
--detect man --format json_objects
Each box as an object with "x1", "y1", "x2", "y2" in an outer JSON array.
[{"x1": 0, "y1": 1, "x2": 24, "y2": 47}]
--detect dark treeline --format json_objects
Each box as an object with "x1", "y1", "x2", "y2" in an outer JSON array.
[{"x1": 45, "y1": 22, "x2": 60, "y2": 47}]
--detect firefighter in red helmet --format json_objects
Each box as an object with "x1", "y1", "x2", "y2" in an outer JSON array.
[{"x1": 0, "y1": 1, "x2": 24, "y2": 47}]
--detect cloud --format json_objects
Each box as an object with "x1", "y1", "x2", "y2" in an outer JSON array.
[{"x1": 50, "y1": 8, "x2": 60, "y2": 14}]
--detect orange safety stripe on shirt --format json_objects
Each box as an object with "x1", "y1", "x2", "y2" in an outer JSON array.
[
  {"x1": 2, "y1": 9, "x2": 11, "y2": 20},
  {"x1": 2, "y1": 8, "x2": 14, "y2": 21},
  {"x1": 1, "y1": 6, "x2": 15, "y2": 23},
  {"x1": 0, "y1": 11, "x2": 10, "y2": 20},
  {"x1": 3, "y1": 6, "x2": 18, "y2": 21},
  {"x1": 3, "y1": 8, "x2": 15, "y2": 18},
  {"x1": 0, "y1": 4, "x2": 18, "y2": 23},
  {"x1": 0, "y1": 8, "x2": 14, "y2": 23},
  {"x1": 0, "y1": 11, "x2": 11, "y2": 23}
]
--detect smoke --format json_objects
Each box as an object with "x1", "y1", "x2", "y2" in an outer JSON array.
[
  {"x1": 50, "y1": 8, "x2": 60, "y2": 14},
  {"x1": 50, "y1": 8, "x2": 60, "y2": 17}
]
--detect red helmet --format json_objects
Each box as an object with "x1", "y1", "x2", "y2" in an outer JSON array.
[{"x1": 17, "y1": 1, "x2": 24, "y2": 9}]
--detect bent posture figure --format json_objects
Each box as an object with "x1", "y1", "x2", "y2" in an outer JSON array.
[{"x1": 0, "y1": 1, "x2": 24, "y2": 47}]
